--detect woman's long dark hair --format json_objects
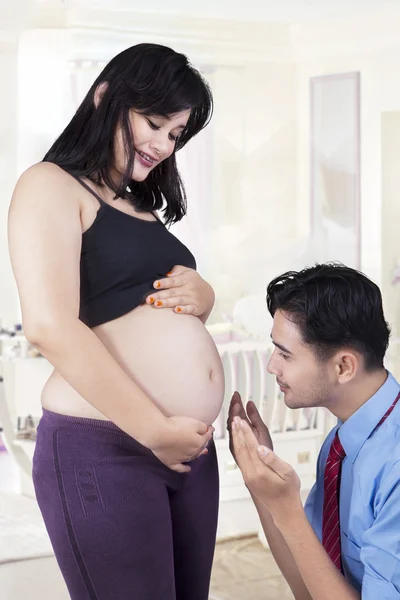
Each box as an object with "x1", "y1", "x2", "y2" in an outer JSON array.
[{"x1": 43, "y1": 43, "x2": 213, "y2": 224}]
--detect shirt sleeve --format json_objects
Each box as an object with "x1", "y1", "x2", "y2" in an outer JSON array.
[
  {"x1": 360, "y1": 460, "x2": 400, "y2": 599},
  {"x1": 304, "y1": 482, "x2": 317, "y2": 525}
]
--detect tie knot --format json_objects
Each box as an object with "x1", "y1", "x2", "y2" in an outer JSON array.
[{"x1": 331, "y1": 431, "x2": 346, "y2": 460}]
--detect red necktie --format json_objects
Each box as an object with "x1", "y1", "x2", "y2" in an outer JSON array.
[
  {"x1": 322, "y1": 431, "x2": 346, "y2": 570},
  {"x1": 322, "y1": 391, "x2": 400, "y2": 571}
]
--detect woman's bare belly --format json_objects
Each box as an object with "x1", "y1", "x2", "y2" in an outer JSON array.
[{"x1": 41, "y1": 305, "x2": 225, "y2": 426}]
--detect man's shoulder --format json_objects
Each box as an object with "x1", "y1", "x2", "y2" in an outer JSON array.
[
  {"x1": 381, "y1": 416, "x2": 400, "y2": 470},
  {"x1": 362, "y1": 416, "x2": 400, "y2": 494}
]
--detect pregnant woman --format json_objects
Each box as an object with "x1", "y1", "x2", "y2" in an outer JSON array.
[{"x1": 8, "y1": 43, "x2": 224, "y2": 600}]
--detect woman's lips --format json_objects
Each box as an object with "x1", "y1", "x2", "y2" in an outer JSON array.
[{"x1": 135, "y1": 149, "x2": 159, "y2": 168}]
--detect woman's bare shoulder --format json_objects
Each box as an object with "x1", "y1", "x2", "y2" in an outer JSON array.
[
  {"x1": 15, "y1": 161, "x2": 71, "y2": 188},
  {"x1": 11, "y1": 162, "x2": 79, "y2": 209}
]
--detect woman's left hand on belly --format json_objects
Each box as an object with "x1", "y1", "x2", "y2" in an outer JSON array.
[{"x1": 146, "y1": 266, "x2": 215, "y2": 320}]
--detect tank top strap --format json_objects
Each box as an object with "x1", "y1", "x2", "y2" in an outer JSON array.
[
  {"x1": 68, "y1": 173, "x2": 106, "y2": 205},
  {"x1": 62, "y1": 167, "x2": 165, "y2": 223}
]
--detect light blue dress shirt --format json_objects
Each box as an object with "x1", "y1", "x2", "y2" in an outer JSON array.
[{"x1": 304, "y1": 372, "x2": 400, "y2": 598}]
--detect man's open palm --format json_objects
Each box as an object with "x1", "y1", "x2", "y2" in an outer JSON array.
[{"x1": 227, "y1": 391, "x2": 273, "y2": 462}]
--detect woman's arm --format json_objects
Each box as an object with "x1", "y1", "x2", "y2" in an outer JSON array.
[{"x1": 8, "y1": 163, "x2": 212, "y2": 471}]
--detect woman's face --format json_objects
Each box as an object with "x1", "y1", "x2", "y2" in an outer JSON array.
[{"x1": 113, "y1": 109, "x2": 191, "y2": 182}]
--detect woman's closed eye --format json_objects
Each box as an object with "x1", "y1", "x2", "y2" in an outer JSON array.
[
  {"x1": 147, "y1": 118, "x2": 178, "y2": 142},
  {"x1": 147, "y1": 118, "x2": 160, "y2": 131}
]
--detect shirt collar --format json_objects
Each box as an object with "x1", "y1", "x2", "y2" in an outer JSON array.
[{"x1": 338, "y1": 371, "x2": 400, "y2": 463}]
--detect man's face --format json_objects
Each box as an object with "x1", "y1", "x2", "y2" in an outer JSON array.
[{"x1": 267, "y1": 309, "x2": 334, "y2": 410}]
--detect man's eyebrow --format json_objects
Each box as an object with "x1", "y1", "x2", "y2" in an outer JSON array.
[{"x1": 270, "y1": 337, "x2": 293, "y2": 355}]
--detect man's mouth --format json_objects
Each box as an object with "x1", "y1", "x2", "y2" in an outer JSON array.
[{"x1": 277, "y1": 380, "x2": 289, "y2": 389}]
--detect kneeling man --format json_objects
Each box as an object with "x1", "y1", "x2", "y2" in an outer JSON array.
[{"x1": 229, "y1": 264, "x2": 400, "y2": 599}]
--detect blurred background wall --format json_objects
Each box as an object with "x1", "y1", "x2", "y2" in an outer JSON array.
[{"x1": 2, "y1": 0, "x2": 400, "y2": 340}]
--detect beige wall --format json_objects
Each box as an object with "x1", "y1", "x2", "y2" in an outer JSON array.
[
  {"x1": 382, "y1": 113, "x2": 400, "y2": 337},
  {"x1": 204, "y1": 61, "x2": 299, "y2": 318},
  {"x1": 0, "y1": 36, "x2": 19, "y2": 327},
  {"x1": 293, "y1": 8, "x2": 400, "y2": 289}
]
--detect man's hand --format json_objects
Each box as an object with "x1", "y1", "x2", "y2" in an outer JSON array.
[
  {"x1": 231, "y1": 416, "x2": 302, "y2": 521},
  {"x1": 227, "y1": 391, "x2": 273, "y2": 463}
]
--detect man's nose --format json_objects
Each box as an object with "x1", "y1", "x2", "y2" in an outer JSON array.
[{"x1": 267, "y1": 353, "x2": 279, "y2": 376}]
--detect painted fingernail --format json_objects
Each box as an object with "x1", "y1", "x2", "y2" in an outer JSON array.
[
  {"x1": 148, "y1": 297, "x2": 155, "y2": 304},
  {"x1": 167, "y1": 271, "x2": 173, "y2": 276},
  {"x1": 155, "y1": 282, "x2": 161, "y2": 288},
  {"x1": 234, "y1": 417, "x2": 241, "y2": 427},
  {"x1": 155, "y1": 301, "x2": 163, "y2": 307},
  {"x1": 257, "y1": 446, "x2": 270, "y2": 457},
  {"x1": 176, "y1": 307, "x2": 182, "y2": 313}
]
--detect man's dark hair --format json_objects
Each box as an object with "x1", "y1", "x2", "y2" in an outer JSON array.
[{"x1": 267, "y1": 263, "x2": 390, "y2": 371}]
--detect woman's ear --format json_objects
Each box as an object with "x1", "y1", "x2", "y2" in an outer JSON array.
[{"x1": 93, "y1": 82, "x2": 108, "y2": 108}]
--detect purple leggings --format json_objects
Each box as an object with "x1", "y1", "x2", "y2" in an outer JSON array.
[{"x1": 33, "y1": 409, "x2": 219, "y2": 600}]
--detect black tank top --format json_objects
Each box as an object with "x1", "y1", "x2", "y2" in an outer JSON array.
[{"x1": 72, "y1": 176, "x2": 196, "y2": 327}]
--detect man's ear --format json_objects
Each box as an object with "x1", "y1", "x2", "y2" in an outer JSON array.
[{"x1": 335, "y1": 350, "x2": 359, "y2": 384}]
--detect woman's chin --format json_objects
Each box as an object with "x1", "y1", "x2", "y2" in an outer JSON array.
[{"x1": 130, "y1": 169, "x2": 150, "y2": 183}]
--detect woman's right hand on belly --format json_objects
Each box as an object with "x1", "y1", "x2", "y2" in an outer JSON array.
[{"x1": 151, "y1": 416, "x2": 214, "y2": 473}]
